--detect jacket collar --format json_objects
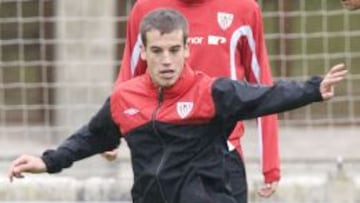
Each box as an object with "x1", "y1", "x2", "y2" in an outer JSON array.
[{"x1": 145, "y1": 63, "x2": 196, "y2": 99}]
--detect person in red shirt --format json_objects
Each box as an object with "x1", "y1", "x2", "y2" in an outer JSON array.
[
  {"x1": 106, "y1": 0, "x2": 280, "y2": 201},
  {"x1": 340, "y1": 0, "x2": 360, "y2": 10}
]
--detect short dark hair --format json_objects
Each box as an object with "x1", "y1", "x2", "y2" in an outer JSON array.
[{"x1": 140, "y1": 8, "x2": 189, "y2": 47}]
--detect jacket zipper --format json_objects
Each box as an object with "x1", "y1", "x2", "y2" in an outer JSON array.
[{"x1": 151, "y1": 87, "x2": 169, "y2": 203}]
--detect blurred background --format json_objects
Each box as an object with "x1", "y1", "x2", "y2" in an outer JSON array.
[{"x1": 0, "y1": 0, "x2": 359, "y2": 202}]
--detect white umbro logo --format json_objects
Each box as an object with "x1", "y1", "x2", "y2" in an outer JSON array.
[
  {"x1": 177, "y1": 102, "x2": 193, "y2": 119},
  {"x1": 124, "y1": 108, "x2": 139, "y2": 116}
]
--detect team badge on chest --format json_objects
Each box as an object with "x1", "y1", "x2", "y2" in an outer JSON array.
[
  {"x1": 177, "y1": 102, "x2": 194, "y2": 119},
  {"x1": 217, "y1": 12, "x2": 234, "y2": 30}
]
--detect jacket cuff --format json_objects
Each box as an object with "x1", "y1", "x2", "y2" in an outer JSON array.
[
  {"x1": 264, "y1": 169, "x2": 281, "y2": 183},
  {"x1": 308, "y1": 76, "x2": 323, "y2": 102},
  {"x1": 41, "y1": 149, "x2": 64, "y2": 174}
]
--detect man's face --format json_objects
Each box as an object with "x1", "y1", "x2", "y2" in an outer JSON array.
[
  {"x1": 341, "y1": 0, "x2": 360, "y2": 10},
  {"x1": 141, "y1": 29, "x2": 189, "y2": 87}
]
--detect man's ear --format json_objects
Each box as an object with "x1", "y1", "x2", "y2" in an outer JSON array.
[
  {"x1": 184, "y1": 42, "x2": 190, "y2": 58},
  {"x1": 140, "y1": 44, "x2": 146, "y2": 60}
]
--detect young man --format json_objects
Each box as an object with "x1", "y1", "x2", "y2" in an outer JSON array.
[
  {"x1": 8, "y1": 9, "x2": 347, "y2": 203},
  {"x1": 340, "y1": 0, "x2": 360, "y2": 10},
  {"x1": 106, "y1": 0, "x2": 281, "y2": 199}
]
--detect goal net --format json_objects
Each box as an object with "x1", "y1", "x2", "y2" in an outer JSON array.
[
  {"x1": 258, "y1": 0, "x2": 360, "y2": 126},
  {"x1": 0, "y1": 0, "x2": 134, "y2": 141}
]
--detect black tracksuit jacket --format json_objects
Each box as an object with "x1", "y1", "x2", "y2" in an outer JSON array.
[{"x1": 42, "y1": 65, "x2": 323, "y2": 203}]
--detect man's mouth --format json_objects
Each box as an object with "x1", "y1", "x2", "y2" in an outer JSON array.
[
  {"x1": 160, "y1": 69, "x2": 174, "y2": 73},
  {"x1": 159, "y1": 70, "x2": 175, "y2": 78}
]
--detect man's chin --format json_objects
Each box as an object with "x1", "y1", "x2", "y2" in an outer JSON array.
[{"x1": 158, "y1": 81, "x2": 176, "y2": 88}]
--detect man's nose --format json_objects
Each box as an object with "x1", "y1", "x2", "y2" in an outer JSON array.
[{"x1": 162, "y1": 51, "x2": 172, "y2": 63}]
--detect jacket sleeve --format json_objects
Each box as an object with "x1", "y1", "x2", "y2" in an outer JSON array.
[
  {"x1": 115, "y1": 2, "x2": 147, "y2": 85},
  {"x1": 212, "y1": 77, "x2": 323, "y2": 123},
  {"x1": 245, "y1": 2, "x2": 280, "y2": 183},
  {"x1": 41, "y1": 98, "x2": 121, "y2": 173}
]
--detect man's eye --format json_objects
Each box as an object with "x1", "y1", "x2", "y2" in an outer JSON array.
[
  {"x1": 152, "y1": 49, "x2": 162, "y2": 54},
  {"x1": 170, "y1": 48, "x2": 180, "y2": 53}
]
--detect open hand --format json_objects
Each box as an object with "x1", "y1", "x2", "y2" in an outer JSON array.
[
  {"x1": 8, "y1": 154, "x2": 47, "y2": 182},
  {"x1": 320, "y1": 63, "x2": 348, "y2": 100}
]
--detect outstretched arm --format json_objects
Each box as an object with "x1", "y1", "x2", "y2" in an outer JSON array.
[{"x1": 213, "y1": 63, "x2": 348, "y2": 122}]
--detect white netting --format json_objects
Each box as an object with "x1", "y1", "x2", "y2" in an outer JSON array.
[
  {"x1": 0, "y1": 0, "x2": 133, "y2": 142},
  {"x1": 258, "y1": 0, "x2": 360, "y2": 126}
]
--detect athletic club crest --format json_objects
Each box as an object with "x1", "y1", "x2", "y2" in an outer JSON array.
[
  {"x1": 177, "y1": 102, "x2": 193, "y2": 119},
  {"x1": 217, "y1": 12, "x2": 234, "y2": 30}
]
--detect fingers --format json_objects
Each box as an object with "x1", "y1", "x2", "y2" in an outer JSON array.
[
  {"x1": 8, "y1": 155, "x2": 28, "y2": 182},
  {"x1": 320, "y1": 63, "x2": 348, "y2": 100},
  {"x1": 329, "y1": 63, "x2": 346, "y2": 73},
  {"x1": 326, "y1": 64, "x2": 348, "y2": 82},
  {"x1": 8, "y1": 155, "x2": 46, "y2": 182},
  {"x1": 9, "y1": 171, "x2": 24, "y2": 183},
  {"x1": 322, "y1": 76, "x2": 346, "y2": 87},
  {"x1": 258, "y1": 181, "x2": 278, "y2": 198},
  {"x1": 324, "y1": 75, "x2": 347, "y2": 84},
  {"x1": 330, "y1": 66, "x2": 348, "y2": 77}
]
